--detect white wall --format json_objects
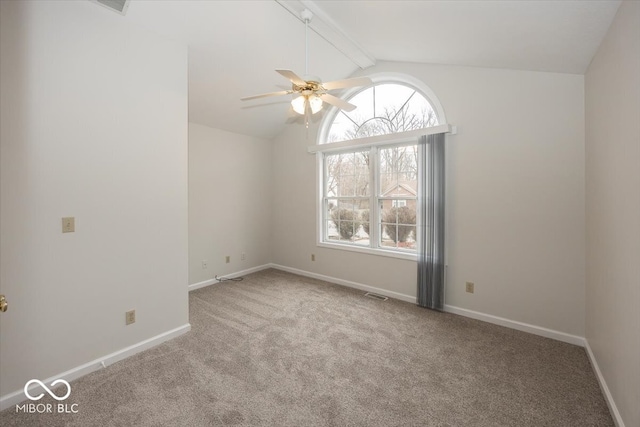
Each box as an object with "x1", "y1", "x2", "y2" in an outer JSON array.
[
  {"x1": 188, "y1": 123, "x2": 272, "y2": 285},
  {"x1": 0, "y1": 0, "x2": 188, "y2": 398},
  {"x1": 272, "y1": 61, "x2": 586, "y2": 337},
  {"x1": 585, "y1": 2, "x2": 640, "y2": 426}
]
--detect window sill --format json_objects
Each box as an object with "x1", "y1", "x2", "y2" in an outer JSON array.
[{"x1": 317, "y1": 241, "x2": 418, "y2": 261}]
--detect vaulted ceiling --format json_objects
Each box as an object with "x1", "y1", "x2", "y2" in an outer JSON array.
[{"x1": 121, "y1": 0, "x2": 621, "y2": 139}]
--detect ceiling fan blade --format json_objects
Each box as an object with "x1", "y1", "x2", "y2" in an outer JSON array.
[
  {"x1": 321, "y1": 93, "x2": 357, "y2": 112},
  {"x1": 322, "y1": 76, "x2": 373, "y2": 91},
  {"x1": 241, "y1": 90, "x2": 292, "y2": 101},
  {"x1": 276, "y1": 69, "x2": 307, "y2": 86}
]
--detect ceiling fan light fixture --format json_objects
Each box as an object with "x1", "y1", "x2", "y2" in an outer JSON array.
[
  {"x1": 240, "y1": 8, "x2": 371, "y2": 122},
  {"x1": 309, "y1": 95, "x2": 323, "y2": 114},
  {"x1": 291, "y1": 95, "x2": 306, "y2": 115}
]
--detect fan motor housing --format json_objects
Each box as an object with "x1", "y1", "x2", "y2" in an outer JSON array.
[{"x1": 293, "y1": 76, "x2": 322, "y2": 94}]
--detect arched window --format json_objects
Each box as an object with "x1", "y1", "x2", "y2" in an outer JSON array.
[
  {"x1": 315, "y1": 74, "x2": 446, "y2": 259},
  {"x1": 318, "y1": 74, "x2": 445, "y2": 145},
  {"x1": 326, "y1": 83, "x2": 439, "y2": 143}
]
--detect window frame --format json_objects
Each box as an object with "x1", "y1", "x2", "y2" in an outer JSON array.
[
  {"x1": 314, "y1": 74, "x2": 451, "y2": 260},
  {"x1": 320, "y1": 142, "x2": 419, "y2": 259}
]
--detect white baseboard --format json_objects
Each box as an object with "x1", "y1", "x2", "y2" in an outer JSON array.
[
  {"x1": 269, "y1": 263, "x2": 416, "y2": 303},
  {"x1": 443, "y1": 305, "x2": 585, "y2": 346},
  {"x1": 188, "y1": 264, "x2": 272, "y2": 291},
  {"x1": 269, "y1": 263, "x2": 585, "y2": 347},
  {"x1": 0, "y1": 323, "x2": 191, "y2": 411},
  {"x1": 584, "y1": 340, "x2": 625, "y2": 427}
]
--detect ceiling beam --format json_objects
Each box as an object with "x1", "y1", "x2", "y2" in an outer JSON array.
[{"x1": 275, "y1": 0, "x2": 376, "y2": 69}]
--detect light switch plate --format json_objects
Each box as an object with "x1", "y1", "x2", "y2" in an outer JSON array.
[
  {"x1": 62, "y1": 217, "x2": 75, "y2": 233},
  {"x1": 125, "y1": 310, "x2": 135, "y2": 325},
  {"x1": 466, "y1": 282, "x2": 475, "y2": 293}
]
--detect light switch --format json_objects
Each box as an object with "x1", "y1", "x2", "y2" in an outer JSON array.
[{"x1": 62, "y1": 217, "x2": 75, "y2": 233}]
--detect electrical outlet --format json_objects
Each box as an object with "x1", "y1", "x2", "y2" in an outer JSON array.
[
  {"x1": 62, "y1": 217, "x2": 75, "y2": 233},
  {"x1": 241, "y1": 253, "x2": 246, "y2": 261},
  {"x1": 202, "y1": 260, "x2": 208, "y2": 269},
  {"x1": 466, "y1": 282, "x2": 475, "y2": 293},
  {"x1": 125, "y1": 310, "x2": 136, "y2": 325},
  {"x1": 311, "y1": 254, "x2": 315, "y2": 261},
  {"x1": 225, "y1": 255, "x2": 230, "y2": 264}
]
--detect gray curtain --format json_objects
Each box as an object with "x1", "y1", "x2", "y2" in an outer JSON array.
[{"x1": 417, "y1": 133, "x2": 445, "y2": 310}]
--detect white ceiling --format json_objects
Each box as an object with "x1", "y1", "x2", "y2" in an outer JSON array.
[{"x1": 121, "y1": 0, "x2": 620, "y2": 139}]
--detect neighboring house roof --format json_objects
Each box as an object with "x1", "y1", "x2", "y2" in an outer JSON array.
[{"x1": 381, "y1": 183, "x2": 417, "y2": 197}]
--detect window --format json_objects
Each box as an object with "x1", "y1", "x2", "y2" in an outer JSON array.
[
  {"x1": 323, "y1": 144, "x2": 418, "y2": 253},
  {"x1": 318, "y1": 78, "x2": 443, "y2": 258},
  {"x1": 326, "y1": 83, "x2": 438, "y2": 143}
]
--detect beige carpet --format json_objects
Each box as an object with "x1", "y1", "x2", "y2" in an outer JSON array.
[{"x1": 2, "y1": 269, "x2": 613, "y2": 426}]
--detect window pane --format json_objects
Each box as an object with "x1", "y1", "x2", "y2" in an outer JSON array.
[
  {"x1": 379, "y1": 202, "x2": 416, "y2": 250},
  {"x1": 327, "y1": 198, "x2": 369, "y2": 245},
  {"x1": 327, "y1": 220, "x2": 339, "y2": 241},
  {"x1": 374, "y1": 84, "x2": 415, "y2": 118},
  {"x1": 359, "y1": 206, "x2": 371, "y2": 246},
  {"x1": 404, "y1": 226, "x2": 417, "y2": 250},
  {"x1": 379, "y1": 145, "x2": 418, "y2": 198},
  {"x1": 404, "y1": 94, "x2": 438, "y2": 128},
  {"x1": 340, "y1": 88, "x2": 375, "y2": 129},
  {"x1": 325, "y1": 155, "x2": 341, "y2": 197},
  {"x1": 325, "y1": 151, "x2": 370, "y2": 198},
  {"x1": 354, "y1": 199, "x2": 370, "y2": 246},
  {"x1": 325, "y1": 198, "x2": 338, "y2": 242},
  {"x1": 338, "y1": 153, "x2": 355, "y2": 196},
  {"x1": 380, "y1": 223, "x2": 395, "y2": 248}
]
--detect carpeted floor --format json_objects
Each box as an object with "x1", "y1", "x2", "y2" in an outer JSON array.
[{"x1": 2, "y1": 269, "x2": 613, "y2": 426}]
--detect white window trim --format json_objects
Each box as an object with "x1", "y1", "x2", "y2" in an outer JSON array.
[
  {"x1": 317, "y1": 142, "x2": 424, "y2": 260},
  {"x1": 317, "y1": 144, "x2": 417, "y2": 261},
  {"x1": 314, "y1": 73, "x2": 455, "y2": 260},
  {"x1": 309, "y1": 124, "x2": 455, "y2": 154},
  {"x1": 315, "y1": 128, "x2": 455, "y2": 259},
  {"x1": 317, "y1": 240, "x2": 419, "y2": 261}
]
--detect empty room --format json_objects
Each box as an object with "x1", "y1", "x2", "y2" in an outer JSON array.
[{"x1": 0, "y1": 0, "x2": 638, "y2": 426}]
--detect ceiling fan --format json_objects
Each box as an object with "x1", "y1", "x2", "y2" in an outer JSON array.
[{"x1": 241, "y1": 9, "x2": 372, "y2": 124}]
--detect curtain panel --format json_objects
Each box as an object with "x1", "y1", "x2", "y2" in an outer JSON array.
[{"x1": 417, "y1": 133, "x2": 446, "y2": 310}]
